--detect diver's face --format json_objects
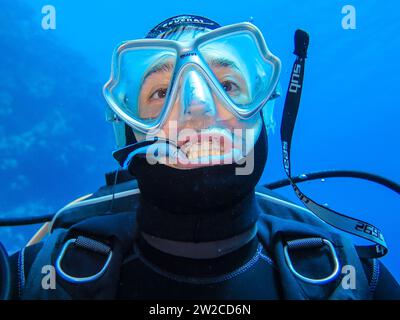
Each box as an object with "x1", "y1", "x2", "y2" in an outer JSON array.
[{"x1": 133, "y1": 30, "x2": 263, "y2": 169}]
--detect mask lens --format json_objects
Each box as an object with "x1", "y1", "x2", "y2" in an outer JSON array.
[
  {"x1": 198, "y1": 31, "x2": 276, "y2": 114},
  {"x1": 110, "y1": 47, "x2": 177, "y2": 125}
]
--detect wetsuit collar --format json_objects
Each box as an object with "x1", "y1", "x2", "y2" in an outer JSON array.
[
  {"x1": 136, "y1": 190, "x2": 262, "y2": 243},
  {"x1": 141, "y1": 224, "x2": 257, "y2": 259}
]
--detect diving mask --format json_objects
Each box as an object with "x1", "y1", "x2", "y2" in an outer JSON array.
[{"x1": 103, "y1": 22, "x2": 281, "y2": 135}]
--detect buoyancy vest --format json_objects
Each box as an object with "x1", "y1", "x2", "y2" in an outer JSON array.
[{"x1": 21, "y1": 179, "x2": 373, "y2": 300}]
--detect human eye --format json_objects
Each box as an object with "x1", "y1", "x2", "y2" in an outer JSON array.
[
  {"x1": 149, "y1": 87, "x2": 168, "y2": 101},
  {"x1": 221, "y1": 79, "x2": 241, "y2": 96},
  {"x1": 139, "y1": 86, "x2": 169, "y2": 121},
  {"x1": 217, "y1": 73, "x2": 250, "y2": 104}
]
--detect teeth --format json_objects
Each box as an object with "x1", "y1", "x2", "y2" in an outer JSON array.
[{"x1": 184, "y1": 141, "x2": 224, "y2": 160}]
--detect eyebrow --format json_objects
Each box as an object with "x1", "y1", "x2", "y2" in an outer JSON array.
[
  {"x1": 143, "y1": 61, "x2": 174, "y2": 82},
  {"x1": 142, "y1": 56, "x2": 240, "y2": 83},
  {"x1": 208, "y1": 57, "x2": 240, "y2": 71}
]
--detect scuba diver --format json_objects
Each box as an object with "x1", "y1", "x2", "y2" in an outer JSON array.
[{"x1": 1, "y1": 14, "x2": 400, "y2": 300}]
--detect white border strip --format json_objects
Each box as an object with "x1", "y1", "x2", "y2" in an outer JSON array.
[
  {"x1": 255, "y1": 191, "x2": 313, "y2": 215},
  {"x1": 49, "y1": 189, "x2": 141, "y2": 232}
]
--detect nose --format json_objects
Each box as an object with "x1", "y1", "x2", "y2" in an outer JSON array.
[{"x1": 180, "y1": 70, "x2": 216, "y2": 118}]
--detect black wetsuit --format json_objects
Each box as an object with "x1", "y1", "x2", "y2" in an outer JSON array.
[
  {"x1": 9, "y1": 230, "x2": 400, "y2": 300},
  {"x1": 7, "y1": 181, "x2": 400, "y2": 300}
]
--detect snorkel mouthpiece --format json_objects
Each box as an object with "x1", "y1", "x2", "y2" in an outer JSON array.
[{"x1": 113, "y1": 139, "x2": 187, "y2": 171}]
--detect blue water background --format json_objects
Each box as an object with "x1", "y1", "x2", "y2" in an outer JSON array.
[{"x1": 0, "y1": 0, "x2": 399, "y2": 282}]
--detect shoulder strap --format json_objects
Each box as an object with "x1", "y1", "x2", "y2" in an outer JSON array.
[
  {"x1": 22, "y1": 211, "x2": 137, "y2": 300},
  {"x1": 50, "y1": 180, "x2": 140, "y2": 231},
  {"x1": 22, "y1": 228, "x2": 70, "y2": 299},
  {"x1": 255, "y1": 189, "x2": 371, "y2": 300}
]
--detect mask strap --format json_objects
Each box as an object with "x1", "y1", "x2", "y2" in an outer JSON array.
[{"x1": 280, "y1": 30, "x2": 388, "y2": 259}]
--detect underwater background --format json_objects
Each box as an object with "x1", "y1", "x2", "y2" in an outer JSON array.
[{"x1": 0, "y1": 0, "x2": 399, "y2": 282}]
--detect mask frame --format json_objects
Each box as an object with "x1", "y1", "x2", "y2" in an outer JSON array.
[{"x1": 103, "y1": 22, "x2": 281, "y2": 135}]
